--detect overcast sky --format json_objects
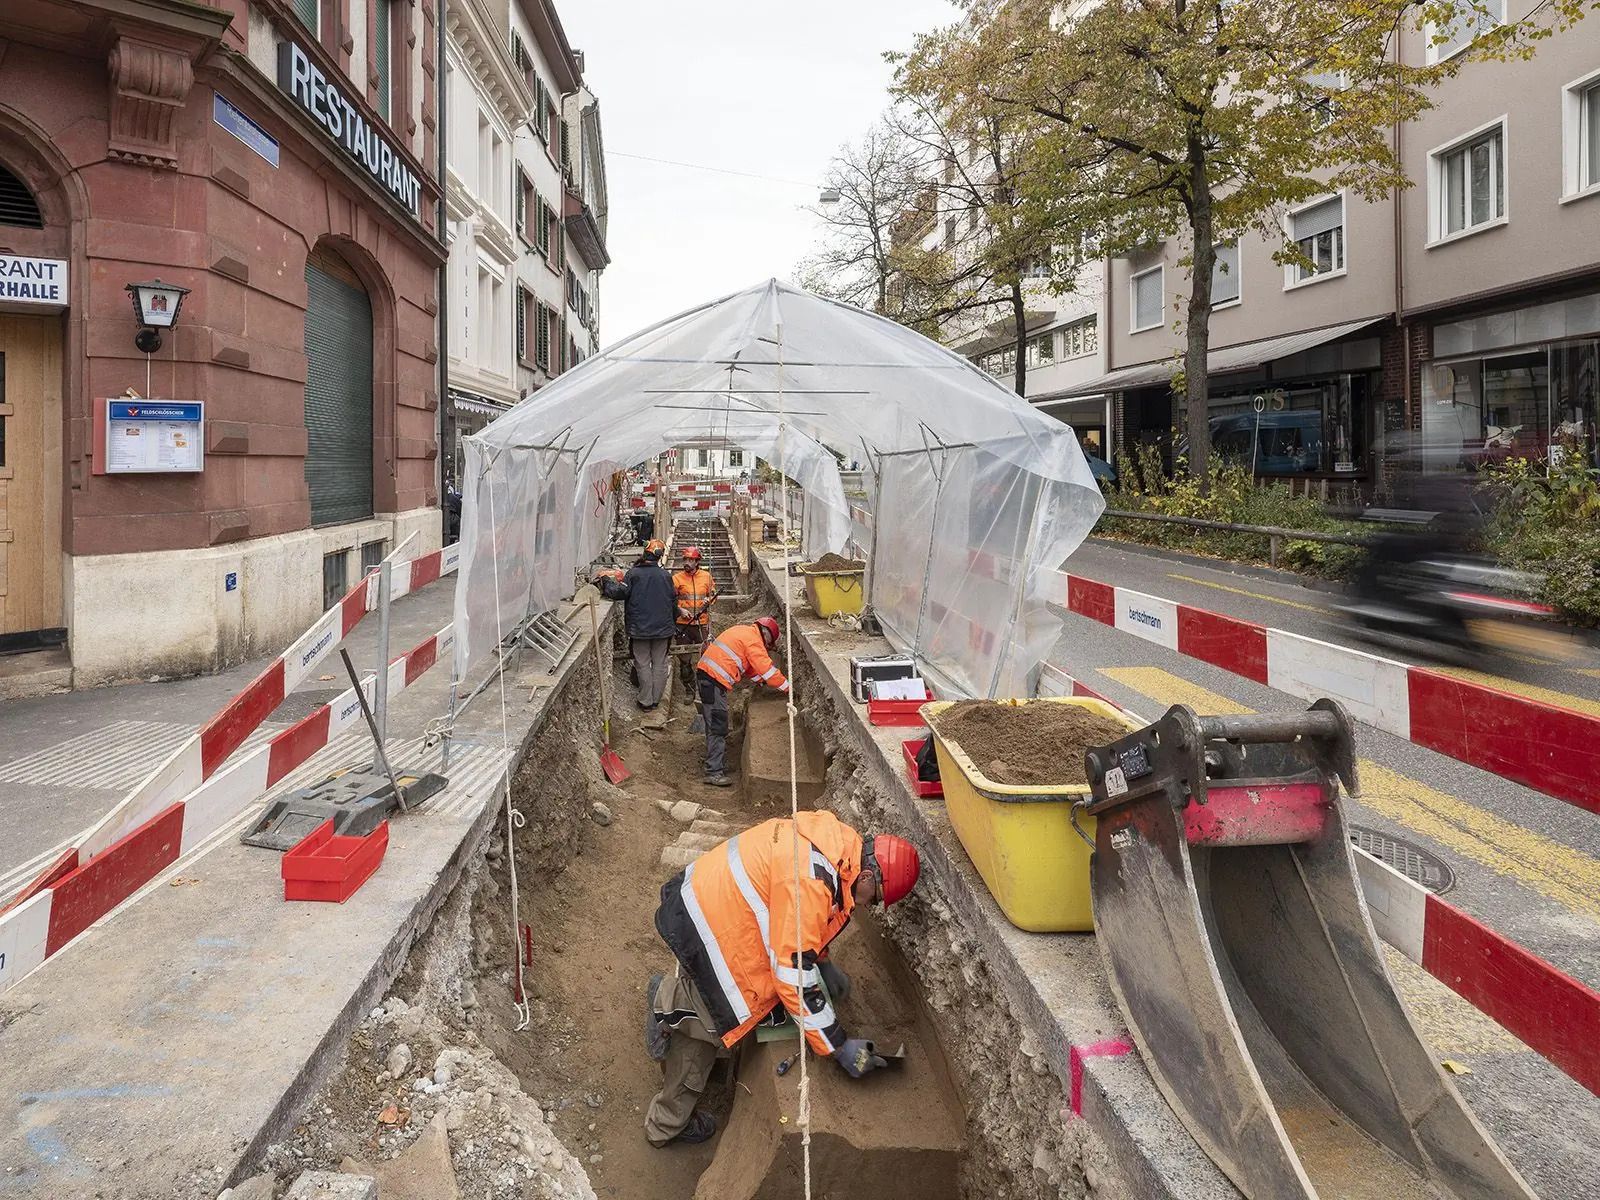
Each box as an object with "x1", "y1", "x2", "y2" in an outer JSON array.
[{"x1": 559, "y1": 0, "x2": 957, "y2": 343}]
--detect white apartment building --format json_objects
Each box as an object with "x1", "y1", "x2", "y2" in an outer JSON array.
[{"x1": 442, "y1": 0, "x2": 607, "y2": 484}]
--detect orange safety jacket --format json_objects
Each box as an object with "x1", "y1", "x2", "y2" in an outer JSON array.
[
  {"x1": 672, "y1": 568, "x2": 718, "y2": 628},
  {"x1": 695, "y1": 622, "x2": 788, "y2": 693},
  {"x1": 654, "y1": 811, "x2": 863, "y2": 1055}
]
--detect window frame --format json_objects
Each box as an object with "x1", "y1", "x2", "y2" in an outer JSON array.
[
  {"x1": 1561, "y1": 68, "x2": 1600, "y2": 204},
  {"x1": 1211, "y1": 242, "x2": 1242, "y2": 308},
  {"x1": 1426, "y1": 116, "x2": 1510, "y2": 247},
  {"x1": 1129, "y1": 265, "x2": 1164, "y2": 334},
  {"x1": 374, "y1": 0, "x2": 393, "y2": 123},
  {"x1": 1283, "y1": 192, "x2": 1347, "y2": 290},
  {"x1": 1425, "y1": 0, "x2": 1505, "y2": 66}
]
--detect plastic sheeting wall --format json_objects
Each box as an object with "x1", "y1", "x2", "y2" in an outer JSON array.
[{"x1": 453, "y1": 280, "x2": 1105, "y2": 697}]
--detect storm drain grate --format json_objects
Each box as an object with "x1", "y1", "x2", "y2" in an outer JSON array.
[{"x1": 1349, "y1": 825, "x2": 1455, "y2": 895}]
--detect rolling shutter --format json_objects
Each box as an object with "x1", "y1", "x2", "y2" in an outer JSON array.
[{"x1": 304, "y1": 254, "x2": 374, "y2": 526}]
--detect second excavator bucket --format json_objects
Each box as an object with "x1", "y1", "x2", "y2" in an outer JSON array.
[{"x1": 1079, "y1": 700, "x2": 1537, "y2": 1200}]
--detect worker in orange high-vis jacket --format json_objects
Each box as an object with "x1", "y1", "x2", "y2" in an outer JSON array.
[
  {"x1": 672, "y1": 547, "x2": 718, "y2": 698},
  {"x1": 694, "y1": 616, "x2": 786, "y2": 788},
  {"x1": 643, "y1": 812, "x2": 921, "y2": 1146}
]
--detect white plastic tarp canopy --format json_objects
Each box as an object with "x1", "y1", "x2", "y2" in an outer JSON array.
[{"x1": 455, "y1": 279, "x2": 1105, "y2": 698}]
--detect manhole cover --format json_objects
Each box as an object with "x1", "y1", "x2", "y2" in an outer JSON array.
[
  {"x1": 273, "y1": 688, "x2": 346, "y2": 722},
  {"x1": 1349, "y1": 825, "x2": 1455, "y2": 895}
]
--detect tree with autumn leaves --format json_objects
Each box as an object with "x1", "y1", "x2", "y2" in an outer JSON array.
[{"x1": 897, "y1": 0, "x2": 1595, "y2": 481}]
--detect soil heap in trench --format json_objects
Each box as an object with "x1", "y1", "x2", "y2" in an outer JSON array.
[{"x1": 931, "y1": 700, "x2": 1129, "y2": 787}]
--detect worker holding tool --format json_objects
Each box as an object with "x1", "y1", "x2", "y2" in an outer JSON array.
[
  {"x1": 672, "y1": 547, "x2": 718, "y2": 698},
  {"x1": 694, "y1": 616, "x2": 786, "y2": 787},
  {"x1": 643, "y1": 811, "x2": 921, "y2": 1147},
  {"x1": 594, "y1": 539, "x2": 677, "y2": 711}
]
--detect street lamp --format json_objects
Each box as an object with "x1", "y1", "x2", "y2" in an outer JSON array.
[{"x1": 125, "y1": 278, "x2": 190, "y2": 353}]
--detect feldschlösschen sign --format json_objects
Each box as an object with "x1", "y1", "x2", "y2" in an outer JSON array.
[{"x1": 277, "y1": 40, "x2": 421, "y2": 219}]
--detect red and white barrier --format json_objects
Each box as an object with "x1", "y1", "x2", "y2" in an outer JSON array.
[
  {"x1": 1038, "y1": 657, "x2": 1600, "y2": 1097},
  {"x1": 1357, "y1": 851, "x2": 1600, "y2": 1097},
  {"x1": 1061, "y1": 572, "x2": 1600, "y2": 816},
  {"x1": 0, "y1": 624, "x2": 455, "y2": 993},
  {"x1": 57, "y1": 543, "x2": 459, "y2": 875}
]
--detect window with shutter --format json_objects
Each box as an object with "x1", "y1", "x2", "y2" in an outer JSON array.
[
  {"x1": 374, "y1": 0, "x2": 392, "y2": 122},
  {"x1": 293, "y1": 0, "x2": 319, "y2": 35},
  {"x1": 516, "y1": 290, "x2": 527, "y2": 363},
  {"x1": 303, "y1": 250, "x2": 374, "y2": 527},
  {"x1": 535, "y1": 304, "x2": 550, "y2": 369},
  {"x1": 534, "y1": 198, "x2": 551, "y2": 255}
]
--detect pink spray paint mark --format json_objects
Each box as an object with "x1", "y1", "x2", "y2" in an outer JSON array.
[{"x1": 1069, "y1": 1038, "x2": 1134, "y2": 1117}]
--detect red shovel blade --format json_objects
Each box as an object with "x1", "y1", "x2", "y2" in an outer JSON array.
[{"x1": 600, "y1": 744, "x2": 631, "y2": 784}]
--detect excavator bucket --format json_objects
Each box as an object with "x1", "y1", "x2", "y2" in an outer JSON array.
[{"x1": 1080, "y1": 701, "x2": 1538, "y2": 1200}]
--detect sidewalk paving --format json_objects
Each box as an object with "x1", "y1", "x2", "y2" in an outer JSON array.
[{"x1": 0, "y1": 577, "x2": 608, "y2": 1199}]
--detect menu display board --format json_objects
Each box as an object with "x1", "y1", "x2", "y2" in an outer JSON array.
[{"x1": 105, "y1": 400, "x2": 204, "y2": 473}]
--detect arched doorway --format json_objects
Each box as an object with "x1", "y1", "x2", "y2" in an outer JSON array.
[
  {"x1": 303, "y1": 244, "x2": 374, "y2": 526},
  {"x1": 0, "y1": 158, "x2": 64, "y2": 648}
]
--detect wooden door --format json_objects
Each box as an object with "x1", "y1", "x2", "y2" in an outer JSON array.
[{"x1": 0, "y1": 313, "x2": 63, "y2": 639}]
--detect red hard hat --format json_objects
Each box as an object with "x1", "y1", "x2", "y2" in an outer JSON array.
[
  {"x1": 645, "y1": 538, "x2": 666, "y2": 556},
  {"x1": 683, "y1": 547, "x2": 703, "y2": 561},
  {"x1": 868, "y1": 835, "x2": 920, "y2": 907},
  {"x1": 755, "y1": 617, "x2": 780, "y2": 646}
]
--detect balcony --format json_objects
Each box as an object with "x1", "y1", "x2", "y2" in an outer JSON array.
[{"x1": 563, "y1": 186, "x2": 610, "y2": 270}]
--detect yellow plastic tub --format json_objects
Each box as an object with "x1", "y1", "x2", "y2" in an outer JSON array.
[
  {"x1": 921, "y1": 697, "x2": 1141, "y2": 932},
  {"x1": 803, "y1": 568, "x2": 865, "y2": 617}
]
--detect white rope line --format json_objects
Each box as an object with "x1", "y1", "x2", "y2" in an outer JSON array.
[
  {"x1": 485, "y1": 471, "x2": 532, "y2": 1032},
  {"x1": 773, "y1": 321, "x2": 814, "y2": 1200}
]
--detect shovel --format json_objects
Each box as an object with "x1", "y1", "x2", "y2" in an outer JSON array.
[{"x1": 583, "y1": 586, "x2": 630, "y2": 784}]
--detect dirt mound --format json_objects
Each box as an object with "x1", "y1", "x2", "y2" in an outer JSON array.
[
  {"x1": 805, "y1": 553, "x2": 864, "y2": 573},
  {"x1": 931, "y1": 700, "x2": 1128, "y2": 787}
]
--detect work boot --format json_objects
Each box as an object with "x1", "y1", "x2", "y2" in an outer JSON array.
[
  {"x1": 644, "y1": 973, "x2": 668, "y2": 1062},
  {"x1": 667, "y1": 1110, "x2": 717, "y2": 1146},
  {"x1": 703, "y1": 774, "x2": 734, "y2": 788}
]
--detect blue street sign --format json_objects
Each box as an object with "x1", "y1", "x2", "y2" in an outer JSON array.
[
  {"x1": 213, "y1": 93, "x2": 280, "y2": 167},
  {"x1": 225, "y1": 572, "x2": 239, "y2": 593}
]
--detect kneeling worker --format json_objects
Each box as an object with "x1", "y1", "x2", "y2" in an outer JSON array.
[
  {"x1": 695, "y1": 616, "x2": 785, "y2": 788},
  {"x1": 644, "y1": 812, "x2": 921, "y2": 1146}
]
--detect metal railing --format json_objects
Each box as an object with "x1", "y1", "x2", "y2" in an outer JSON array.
[{"x1": 1100, "y1": 509, "x2": 1369, "y2": 568}]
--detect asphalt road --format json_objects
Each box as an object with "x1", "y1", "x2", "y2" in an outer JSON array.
[{"x1": 1052, "y1": 537, "x2": 1599, "y2": 1196}]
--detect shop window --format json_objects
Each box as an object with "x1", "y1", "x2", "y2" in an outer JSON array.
[
  {"x1": 1426, "y1": 0, "x2": 1504, "y2": 64},
  {"x1": 1551, "y1": 339, "x2": 1600, "y2": 468},
  {"x1": 1287, "y1": 195, "x2": 1344, "y2": 285},
  {"x1": 1131, "y1": 266, "x2": 1163, "y2": 333},
  {"x1": 1430, "y1": 120, "x2": 1506, "y2": 242},
  {"x1": 1562, "y1": 70, "x2": 1600, "y2": 199},
  {"x1": 1212, "y1": 243, "x2": 1241, "y2": 306},
  {"x1": 0, "y1": 163, "x2": 43, "y2": 229}
]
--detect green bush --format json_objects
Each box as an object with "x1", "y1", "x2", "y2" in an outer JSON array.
[
  {"x1": 1479, "y1": 446, "x2": 1600, "y2": 623},
  {"x1": 1099, "y1": 452, "x2": 1370, "y2": 578}
]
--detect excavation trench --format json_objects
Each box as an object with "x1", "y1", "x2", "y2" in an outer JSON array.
[{"x1": 259, "y1": 592, "x2": 1089, "y2": 1199}]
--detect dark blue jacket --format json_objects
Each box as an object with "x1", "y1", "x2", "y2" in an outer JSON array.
[{"x1": 600, "y1": 561, "x2": 678, "y2": 639}]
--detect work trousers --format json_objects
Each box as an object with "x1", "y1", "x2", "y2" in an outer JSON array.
[
  {"x1": 632, "y1": 636, "x2": 671, "y2": 708},
  {"x1": 675, "y1": 624, "x2": 708, "y2": 697},
  {"x1": 698, "y1": 675, "x2": 730, "y2": 776},
  {"x1": 645, "y1": 971, "x2": 724, "y2": 1146}
]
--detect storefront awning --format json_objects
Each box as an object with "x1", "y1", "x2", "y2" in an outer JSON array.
[
  {"x1": 450, "y1": 389, "x2": 512, "y2": 418},
  {"x1": 1035, "y1": 316, "x2": 1388, "y2": 401}
]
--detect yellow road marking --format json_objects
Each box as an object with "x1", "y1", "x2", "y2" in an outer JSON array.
[
  {"x1": 1575, "y1": 668, "x2": 1600, "y2": 681},
  {"x1": 1165, "y1": 572, "x2": 1329, "y2": 615},
  {"x1": 1096, "y1": 667, "x2": 1600, "y2": 923},
  {"x1": 1429, "y1": 666, "x2": 1600, "y2": 721}
]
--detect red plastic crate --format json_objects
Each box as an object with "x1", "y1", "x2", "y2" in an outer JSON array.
[
  {"x1": 282, "y1": 818, "x2": 388, "y2": 903},
  {"x1": 901, "y1": 739, "x2": 943, "y2": 798},
  {"x1": 868, "y1": 688, "x2": 934, "y2": 727}
]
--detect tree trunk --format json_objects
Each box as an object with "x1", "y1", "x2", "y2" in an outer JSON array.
[
  {"x1": 1184, "y1": 135, "x2": 1215, "y2": 488},
  {"x1": 1010, "y1": 278, "x2": 1028, "y2": 396}
]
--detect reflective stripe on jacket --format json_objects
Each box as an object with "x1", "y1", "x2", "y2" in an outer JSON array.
[
  {"x1": 654, "y1": 811, "x2": 863, "y2": 1055},
  {"x1": 695, "y1": 623, "x2": 788, "y2": 692},
  {"x1": 672, "y1": 569, "x2": 718, "y2": 627}
]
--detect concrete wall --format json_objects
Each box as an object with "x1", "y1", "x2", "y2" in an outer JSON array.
[{"x1": 66, "y1": 506, "x2": 442, "y2": 687}]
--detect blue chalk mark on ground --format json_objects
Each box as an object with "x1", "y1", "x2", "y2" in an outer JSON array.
[
  {"x1": 25, "y1": 1127, "x2": 71, "y2": 1163},
  {"x1": 19, "y1": 1084, "x2": 172, "y2": 1102}
]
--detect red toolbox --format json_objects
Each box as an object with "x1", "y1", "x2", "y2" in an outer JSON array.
[
  {"x1": 282, "y1": 819, "x2": 388, "y2": 902},
  {"x1": 868, "y1": 688, "x2": 934, "y2": 727},
  {"x1": 902, "y1": 738, "x2": 943, "y2": 798}
]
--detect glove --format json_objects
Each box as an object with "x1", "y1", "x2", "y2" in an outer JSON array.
[
  {"x1": 818, "y1": 958, "x2": 851, "y2": 1005},
  {"x1": 833, "y1": 1037, "x2": 887, "y2": 1079}
]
